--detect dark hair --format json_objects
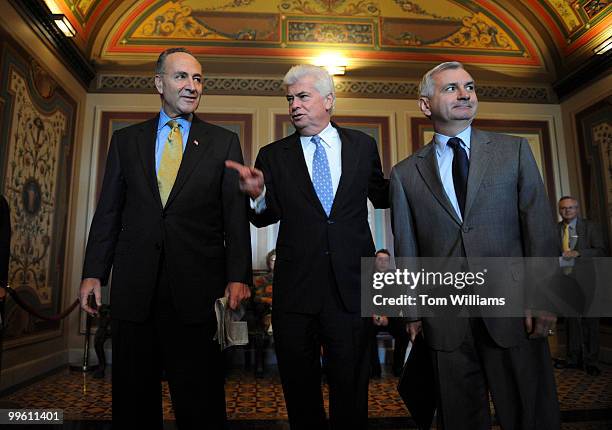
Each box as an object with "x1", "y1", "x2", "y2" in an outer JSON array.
[
  {"x1": 155, "y1": 47, "x2": 195, "y2": 74},
  {"x1": 375, "y1": 249, "x2": 390, "y2": 257}
]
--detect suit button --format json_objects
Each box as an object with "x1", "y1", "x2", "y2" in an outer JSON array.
[
  {"x1": 327, "y1": 220, "x2": 335, "y2": 224},
  {"x1": 161, "y1": 212, "x2": 166, "y2": 219},
  {"x1": 462, "y1": 226, "x2": 470, "y2": 233},
  {"x1": 325, "y1": 251, "x2": 331, "y2": 255}
]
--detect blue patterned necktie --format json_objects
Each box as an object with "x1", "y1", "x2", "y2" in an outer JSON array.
[
  {"x1": 311, "y1": 135, "x2": 333, "y2": 216},
  {"x1": 447, "y1": 137, "x2": 469, "y2": 217}
]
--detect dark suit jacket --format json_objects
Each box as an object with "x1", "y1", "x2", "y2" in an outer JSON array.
[
  {"x1": 558, "y1": 218, "x2": 606, "y2": 258},
  {"x1": 0, "y1": 195, "x2": 10, "y2": 285},
  {"x1": 82, "y1": 114, "x2": 252, "y2": 323},
  {"x1": 390, "y1": 128, "x2": 558, "y2": 351},
  {"x1": 250, "y1": 123, "x2": 388, "y2": 313},
  {"x1": 558, "y1": 217, "x2": 607, "y2": 311}
]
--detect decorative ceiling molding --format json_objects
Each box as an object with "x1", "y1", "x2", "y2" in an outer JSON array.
[
  {"x1": 99, "y1": 0, "x2": 542, "y2": 67},
  {"x1": 94, "y1": 73, "x2": 555, "y2": 103}
]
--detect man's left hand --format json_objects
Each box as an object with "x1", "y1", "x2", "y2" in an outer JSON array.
[
  {"x1": 225, "y1": 282, "x2": 251, "y2": 310},
  {"x1": 525, "y1": 309, "x2": 557, "y2": 339}
]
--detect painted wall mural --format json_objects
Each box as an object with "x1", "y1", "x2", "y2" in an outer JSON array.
[
  {"x1": 104, "y1": 0, "x2": 539, "y2": 65},
  {"x1": 0, "y1": 36, "x2": 76, "y2": 342}
]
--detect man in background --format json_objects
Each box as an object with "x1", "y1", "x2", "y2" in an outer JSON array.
[
  {"x1": 390, "y1": 61, "x2": 560, "y2": 429},
  {"x1": 370, "y1": 249, "x2": 409, "y2": 377},
  {"x1": 227, "y1": 64, "x2": 388, "y2": 429},
  {"x1": 80, "y1": 48, "x2": 251, "y2": 429},
  {"x1": 554, "y1": 196, "x2": 606, "y2": 376}
]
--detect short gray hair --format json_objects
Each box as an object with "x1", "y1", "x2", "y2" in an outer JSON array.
[
  {"x1": 419, "y1": 61, "x2": 465, "y2": 98},
  {"x1": 156, "y1": 47, "x2": 195, "y2": 75},
  {"x1": 283, "y1": 64, "x2": 336, "y2": 111}
]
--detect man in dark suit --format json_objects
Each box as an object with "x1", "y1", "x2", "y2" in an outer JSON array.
[
  {"x1": 227, "y1": 64, "x2": 388, "y2": 429},
  {"x1": 554, "y1": 196, "x2": 606, "y2": 376},
  {"x1": 390, "y1": 61, "x2": 560, "y2": 429},
  {"x1": 79, "y1": 48, "x2": 252, "y2": 430}
]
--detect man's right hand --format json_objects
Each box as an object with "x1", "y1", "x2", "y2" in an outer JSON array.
[
  {"x1": 406, "y1": 320, "x2": 423, "y2": 342},
  {"x1": 80, "y1": 278, "x2": 102, "y2": 316},
  {"x1": 225, "y1": 160, "x2": 264, "y2": 199}
]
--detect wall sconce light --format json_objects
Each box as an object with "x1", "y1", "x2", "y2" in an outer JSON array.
[
  {"x1": 52, "y1": 14, "x2": 76, "y2": 37},
  {"x1": 593, "y1": 37, "x2": 612, "y2": 55},
  {"x1": 314, "y1": 53, "x2": 348, "y2": 76}
]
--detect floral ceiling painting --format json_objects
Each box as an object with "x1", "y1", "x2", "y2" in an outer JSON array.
[{"x1": 100, "y1": 0, "x2": 541, "y2": 66}]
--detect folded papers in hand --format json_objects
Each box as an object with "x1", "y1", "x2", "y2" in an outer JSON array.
[{"x1": 213, "y1": 297, "x2": 248, "y2": 350}]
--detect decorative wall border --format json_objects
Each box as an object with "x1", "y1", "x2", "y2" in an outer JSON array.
[{"x1": 94, "y1": 75, "x2": 555, "y2": 103}]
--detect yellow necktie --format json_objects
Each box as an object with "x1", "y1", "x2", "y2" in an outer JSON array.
[
  {"x1": 562, "y1": 223, "x2": 570, "y2": 252},
  {"x1": 157, "y1": 120, "x2": 183, "y2": 206}
]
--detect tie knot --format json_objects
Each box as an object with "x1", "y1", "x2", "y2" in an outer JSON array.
[
  {"x1": 167, "y1": 120, "x2": 180, "y2": 130},
  {"x1": 447, "y1": 137, "x2": 463, "y2": 150},
  {"x1": 311, "y1": 135, "x2": 322, "y2": 146}
]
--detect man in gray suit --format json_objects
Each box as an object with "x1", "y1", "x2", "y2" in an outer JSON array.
[
  {"x1": 554, "y1": 196, "x2": 606, "y2": 376},
  {"x1": 390, "y1": 61, "x2": 560, "y2": 429}
]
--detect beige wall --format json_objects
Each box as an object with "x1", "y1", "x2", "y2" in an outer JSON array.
[
  {"x1": 0, "y1": 4, "x2": 87, "y2": 390},
  {"x1": 69, "y1": 93, "x2": 570, "y2": 365}
]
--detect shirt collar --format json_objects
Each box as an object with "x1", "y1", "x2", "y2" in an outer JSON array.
[
  {"x1": 158, "y1": 109, "x2": 193, "y2": 131},
  {"x1": 300, "y1": 122, "x2": 334, "y2": 148},
  {"x1": 434, "y1": 126, "x2": 472, "y2": 155},
  {"x1": 564, "y1": 218, "x2": 578, "y2": 229}
]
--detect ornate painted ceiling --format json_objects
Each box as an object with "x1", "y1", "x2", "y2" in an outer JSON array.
[{"x1": 39, "y1": 0, "x2": 612, "y2": 89}]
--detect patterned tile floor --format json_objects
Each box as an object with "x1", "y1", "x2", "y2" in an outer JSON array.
[{"x1": 0, "y1": 364, "x2": 611, "y2": 427}]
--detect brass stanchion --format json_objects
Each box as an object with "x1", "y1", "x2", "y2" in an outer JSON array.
[{"x1": 69, "y1": 295, "x2": 95, "y2": 373}]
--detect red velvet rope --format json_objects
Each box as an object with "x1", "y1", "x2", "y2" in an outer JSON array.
[{"x1": 1, "y1": 285, "x2": 80, "y2": 321}]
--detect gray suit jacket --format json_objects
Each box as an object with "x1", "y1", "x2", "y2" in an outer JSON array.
[{"x1": 390, "y1": 128, "x2": 557, "y2": 351}]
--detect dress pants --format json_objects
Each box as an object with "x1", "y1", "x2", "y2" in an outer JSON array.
[
  {"x1": 272, "y1": 264, "x2": 371, "y2": 430},
  {"x1": 567, "y1": 317, "x2": 600, "y2": 366},
  {"x1": 433, "y1": 318, "x2": 560, "y2": 430},
  {"x1": 111, "y1": 257, "x2": 226, "y2": 430}
]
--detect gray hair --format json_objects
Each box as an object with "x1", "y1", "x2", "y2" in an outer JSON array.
[
  {"x1": 419, "y1": 61, "x2": 465, "y2": 98},
  {"x1": 283, "y1": 64, "x2": 336, "y2": 111},
  {"x1": 156, "y1": 47, "x2": 195, "y2": 74}
]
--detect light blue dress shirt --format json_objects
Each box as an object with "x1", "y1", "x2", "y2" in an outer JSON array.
[
  {"x1": 434, "y1": 126, "x2": 472, "y2": 221},
  {"x1": 252, "y1": 122, "x2": 342, "y2": 213},
  {"x1": 155, "y1": 110, "x2": 192, "y2": 174},
  {"x1": 299, "y1": 122, "x2": 342, "y2": 197}
]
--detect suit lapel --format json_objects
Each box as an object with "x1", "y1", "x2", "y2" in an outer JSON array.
[
  {"x1": 283, "y1": 133, "x2": 326, "y2": 215},
  {"x1": 416, "y1": 141, "x2": 462, "y2": 225},
  {"x1": 331, "y1": 123, "x2": 360, "y2": 216},
  {"x1": 136, "y1": 116, "x2": 162, "y2": 208},
  {"x1": 165, "y1": 115, "x2": 214, "y2": 207},
  {"x1": 464, "y1": 128, "x2": 492, "y2": 219}
]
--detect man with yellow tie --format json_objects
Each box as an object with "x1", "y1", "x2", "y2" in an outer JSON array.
[
  {"x1": 79, "y1": 48, "x2": 252, "y2": 429},
  {"x1": 555, "y1": 196, "x2": 607, "y2": 376}
]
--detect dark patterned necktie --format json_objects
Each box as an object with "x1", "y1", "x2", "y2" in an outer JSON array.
[{"x1": 447, "y1": 137, "x2": 469, "y2": 217}]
